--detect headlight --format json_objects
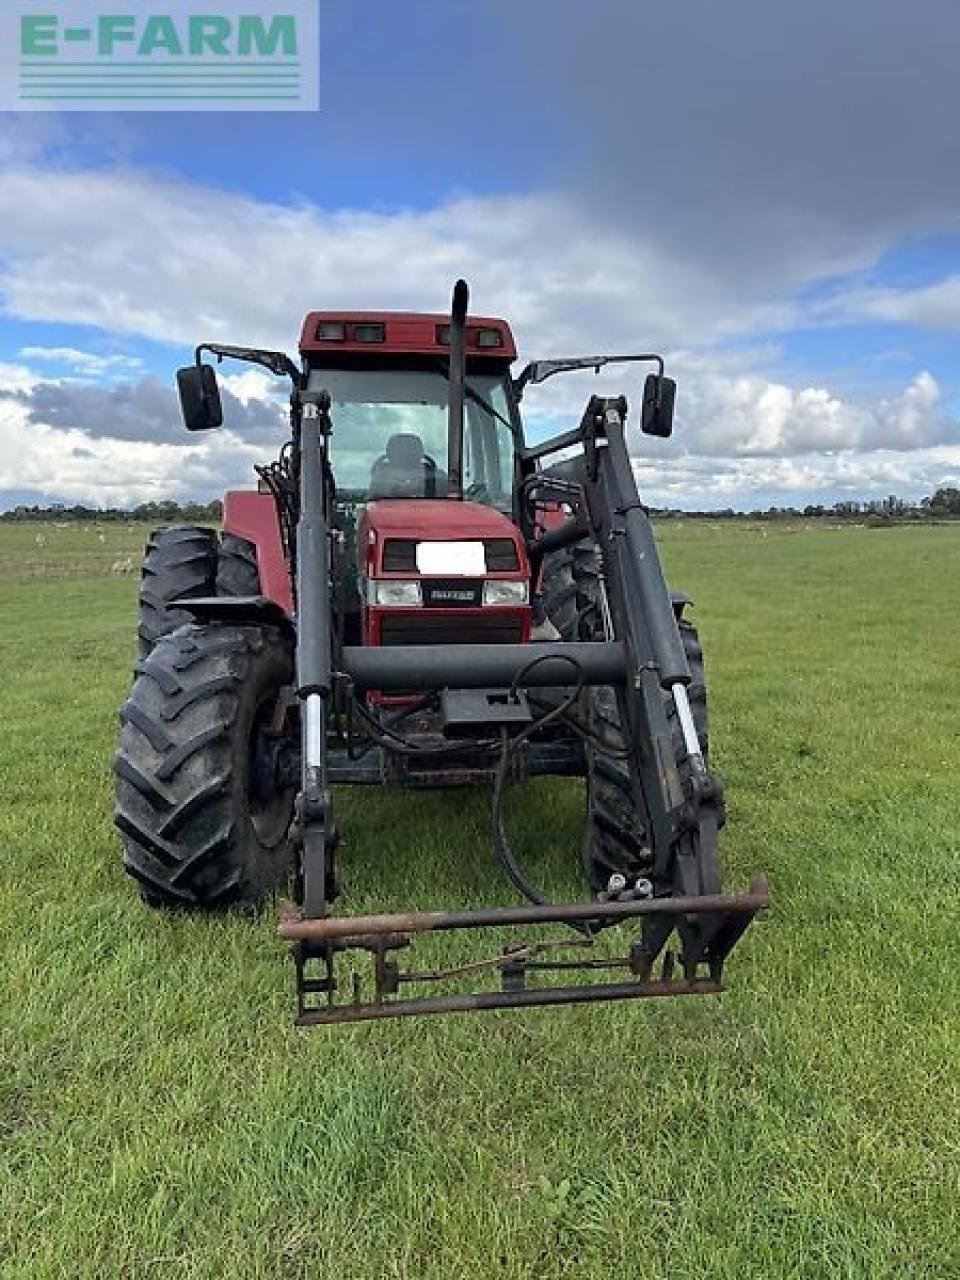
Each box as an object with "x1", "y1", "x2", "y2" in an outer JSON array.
[
  {"x1": 482, "y1": 580, "x2": 529, "y2": 606},
  {"x1": 370, "y1": 579, "x2": 422, "y2": 607}
]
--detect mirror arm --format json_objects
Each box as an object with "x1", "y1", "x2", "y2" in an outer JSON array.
[
  {"x1": 195, "y1": 343, "x2": 303, "y2": 385},
  {"x1": 514, "y1": 353, "x2": 665, "y2": 403}
]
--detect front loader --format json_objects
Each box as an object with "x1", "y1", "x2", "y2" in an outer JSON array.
[{"x1": 114, "y1": 280, "x2": 767, "y2": 1024}]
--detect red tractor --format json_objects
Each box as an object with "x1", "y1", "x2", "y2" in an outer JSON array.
[{"x1": 115, "y1": 281, "x2": 767, "y2": 1023}]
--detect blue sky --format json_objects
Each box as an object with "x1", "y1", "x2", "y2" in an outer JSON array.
[{"x1": 2, "y1": 0, "x2": 960, "y2": 510}]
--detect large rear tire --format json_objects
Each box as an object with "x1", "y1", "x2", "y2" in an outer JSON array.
[
  {"x1": 539, "y1": 541, "x2": 604, "y2": 642},
  {"x1": 137, "y1": 526, "x2": 218, "y2": 659},
  {"x1": 114, "y1": 623, "x2": 295, "y2": 910},
  {"x1": 215, "y1": 533, "x2": 260, "y2": 596}
]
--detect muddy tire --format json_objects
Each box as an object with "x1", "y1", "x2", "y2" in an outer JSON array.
[
  {"x1": 137, "y1": 526, "x2": 218, "y2": 660},
  {"x1": 114, "y1": 623, "x2": 295, "y2": 910}
]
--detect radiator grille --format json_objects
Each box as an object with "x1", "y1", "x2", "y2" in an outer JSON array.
[
  {"x1": 483, "y1": 538, "x2": 519, "y2": 571},
  {"x1": 382, "y1": 539, "x2": 418, "y2": 572},
  {"x1": 379, "y1": 613, "x2": 524, "y2": 646}
]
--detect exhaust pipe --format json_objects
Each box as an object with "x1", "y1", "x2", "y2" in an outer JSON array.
[{"x1": 447, "y1": 278, "x2": 468, "y2": 499}]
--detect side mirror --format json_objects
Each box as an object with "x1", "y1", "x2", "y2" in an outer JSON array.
[
  {"x1": 176, "y1": 364, "x2": 223, "y2": 432},
  {"x1": 641, "y1": 373, "x2": 675, "y2": 438}
]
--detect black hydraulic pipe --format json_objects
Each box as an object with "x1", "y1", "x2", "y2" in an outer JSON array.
[
  {"x1": 341, "y1": 640, "x2": 627, "y2": 693},
  {"x1": 595, "y1": 401, "x2": 691, "y2": 688},
  {"x1": 296, "y1": 393, "x2": 331, "y2": 695},
  {"x1": 447, "y1": 279, "x2": 468, "y2": 499},
  {"x1": 296, "y1": 391, "x2": 334, "y2": 920},
  {"x1": 623, "y1": 511, "x2": 690, "y2": 687}
]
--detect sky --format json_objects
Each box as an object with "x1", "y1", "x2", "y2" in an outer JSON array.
[{"x1": 2, "y1": 0, "x2": 960, "y2": 511}]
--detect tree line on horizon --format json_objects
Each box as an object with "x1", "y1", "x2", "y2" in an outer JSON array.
[
  {"x1": 0, "y1": 499, "x2": 224, "y2": 523},
  {"x1": 3, "y1": 489, "x2": 960, "y2": 523},
  {"x1": 655, "y1": 488, "x2": 960, "y2": 521}
]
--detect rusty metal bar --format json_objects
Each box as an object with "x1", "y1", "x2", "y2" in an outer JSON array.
[
  {"x1": 295, "y1": 976, "x2": 724, "y2": 1024},
  {"x1": 278, "y1": 875, "x2": 769, "y2": 941}
]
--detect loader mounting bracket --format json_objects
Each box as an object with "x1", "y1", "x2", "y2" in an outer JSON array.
[{"x1": 278, "y1": 877, "x2": 769, "y2": 1024}]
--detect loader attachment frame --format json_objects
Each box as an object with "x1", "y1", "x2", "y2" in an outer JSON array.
[
  {"x1": 284, "y1": 361, "x2": 767, "y2": 1023},
  {"x1": 279, "y1": 880, "x2": 768, "y2": 1024}
]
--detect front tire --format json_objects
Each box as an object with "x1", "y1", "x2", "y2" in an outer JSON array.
[
  {"x1": 583, "y1": 620, "x2": 709, "y2": 890},
  {"x1": 114, "y1": 623, "x2": 295, "y2": 910},
  {"x1": 542, "y1": 539, "x2": 711, "y2": 891}
]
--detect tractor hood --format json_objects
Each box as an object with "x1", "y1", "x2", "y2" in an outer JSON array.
[
  {"x1": 363, "y1": 498, "x2": 518, "y2": 542},
  {"x1": 360, "y1": 499, "x2": 528, "y2": 579}
]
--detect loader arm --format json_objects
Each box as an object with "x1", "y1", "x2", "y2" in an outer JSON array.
[{"x1": 282, "y1": 376, "x2": 766, "y2": 1023}]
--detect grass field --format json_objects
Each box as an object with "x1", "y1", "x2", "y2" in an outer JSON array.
[{"x1": 2, "y1": 518, "x2": 958, "y2": 1279}]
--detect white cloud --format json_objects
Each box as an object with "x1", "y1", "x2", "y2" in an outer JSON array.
[
  {"x1": 523, "y1": 363, "x2": 952, "y2": 458},
  {"x1": 673, "y1": 369, "x2": 949, "y2": 457},
  {"x1": 830, "y1": 275, "x2": 960, "y2": 331},
  {"x1": 874, "y1": 370, "x2": 944, "y2": 447},
  {"x1": 18, "y1": 346, "x2": 143, "y2": 377},
  {"x1": 6, "y1": 371, "x2": 287, "y2": 446},
  {"x1": 2, "y1": 361, "x2": 954, "y2": 510},
  {"x1": 0, "y1": 162, "x2": 958, "y2": 508},
  {"x1": 677, "y1": 374, "x2": 862, "y2": 456},
  {"x1": 219, "y1": 368, "x2": 285, "y2": 406},
  {"x1": 0, "y1": 390, "x2": 269, "y2": 506},
  {"x1": 632, "y1": 443, "x2": 960, "y2": 511},
  {"x1": 0, "y1": 166, "x2": 797, "y2": 359},
  {"x1": 0, "y1": 361, "x2": 39, "y2": 394}
]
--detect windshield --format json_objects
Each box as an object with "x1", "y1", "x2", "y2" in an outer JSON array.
[{"x1": 306, "y1": 367, "x2": 517, "y2": 510}]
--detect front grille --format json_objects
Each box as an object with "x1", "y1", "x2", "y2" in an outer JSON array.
[
  {"x1": 381, "y1": 537, "x2": 520, "y2": 574},
  {"x1": 484, "y1": 538, "x2": 519, "y2": 571},
  {"x1": 379, "y1": 613, "x2": 524, "y2": 646},
  {"x1": 382, "y1": 539, "x2": 418, "y2": 572}
]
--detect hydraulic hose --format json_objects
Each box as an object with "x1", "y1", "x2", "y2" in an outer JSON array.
[{"x1": 490, "y1": 653, "x2": 594, "y2": 936}]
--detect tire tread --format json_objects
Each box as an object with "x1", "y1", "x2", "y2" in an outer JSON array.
[{"x1": 114, "y1": 623, "x2": 293, "y2": 909}]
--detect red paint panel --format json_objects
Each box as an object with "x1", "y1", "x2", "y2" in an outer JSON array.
[
  {"x1": 359, "y1": 498, "x2": 531, "y2": 653},
  {"x1": 222, "y1": 490, "x2": 293, "y2": 614},
  {"x1": 299, "y1": 311, "x2": 517, "y2": 361},
  {"x1": 359, "y1": 498, "x2": 529, "y2": 578}
]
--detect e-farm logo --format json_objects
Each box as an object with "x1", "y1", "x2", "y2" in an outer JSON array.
[{"x1": 2, "y1": 1, "x2": 318, "y2": 111}]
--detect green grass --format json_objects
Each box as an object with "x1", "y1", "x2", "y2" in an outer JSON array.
[{"x1": 2, "y1": 518, "x2": 958, "y2": 1278}]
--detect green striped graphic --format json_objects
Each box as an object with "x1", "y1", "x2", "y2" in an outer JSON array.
[
  {"x1": 20, "y1": 75, "x2": 300, "y2": 80},
  {"x1": 19, "y1": 59, "x2": 300, "y2": 65},
  {"x1": 20, "y1": 68, "x2": 300, "y2": 74},
  {"x1": 18, "y1": 93, "x2": 301, "y2": 100},
  {"x1": 17, "y1": 61, "x2": 302, "y2": 100}
]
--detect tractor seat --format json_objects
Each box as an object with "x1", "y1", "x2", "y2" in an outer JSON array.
[{"x1": 369, "y1": 433, "x2": 447, "y2": 498}]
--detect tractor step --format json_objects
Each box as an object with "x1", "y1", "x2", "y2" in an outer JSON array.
[{"x1": 278, "y1": 877, "x2": 769, "y2": 1025}]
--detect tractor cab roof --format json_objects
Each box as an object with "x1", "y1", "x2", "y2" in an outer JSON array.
[{"x1": 299, "y1": 311, "x2": 517, "y2": 363}]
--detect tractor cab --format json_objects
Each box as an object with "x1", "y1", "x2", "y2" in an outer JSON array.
[
  {"x1": 299, "y1": 309, "x2": 521, "y2": 511},
  {"x1": 299, "y1": 309, "x2": 531, "y2": 650}
]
